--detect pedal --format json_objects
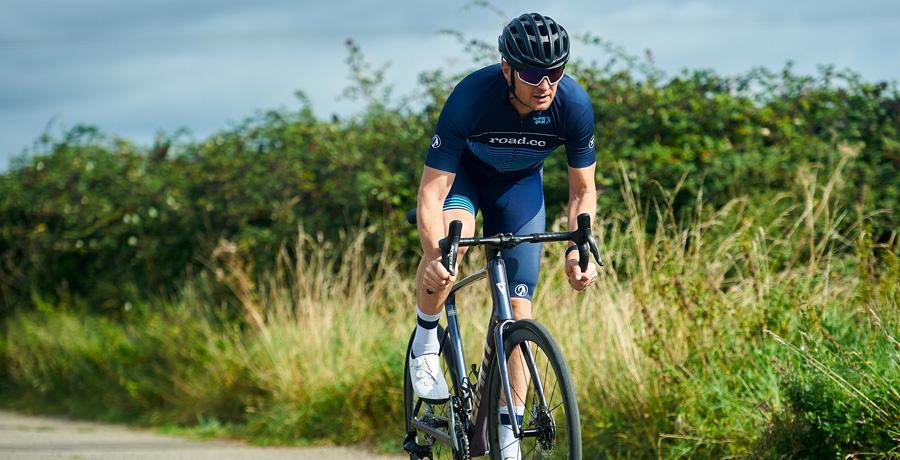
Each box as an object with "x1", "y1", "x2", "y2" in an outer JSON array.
[{"x1": 402, "y1": 431, "x2": 432, "y2": 458}]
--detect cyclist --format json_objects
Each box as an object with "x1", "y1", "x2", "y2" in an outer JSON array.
[{"x1": 409, "y1": 12, "x2": 599, "y2": 459}]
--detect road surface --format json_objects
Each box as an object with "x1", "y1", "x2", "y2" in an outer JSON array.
[{"x1": 0, "y1": 411, "x2": 406, "y2": 460}]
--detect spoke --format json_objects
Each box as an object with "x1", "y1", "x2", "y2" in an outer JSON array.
[
  {"x1": 522, "y1": 439, "x2": 538, "y2": 459},
  {"x1": 547, "y1": 378, "x2": 559, "y2": 411},
  {"x1": 499, "y1": 437, "x2": 518, "y2": 452},
  {"x1": 512, "y1": 388, "x2": 526, "y2": 415},
  {"x1": 510, "y1": 344, "x2": 528, "y2": 410},
  {"x1": 542, "y1": 357, "x2": 551, "y2": 401},
  {"x1": 542, "y1": 359, "x2": 560, "y2": 411},
  {"x1": 519, "y1": 345, "x2": 529, "y2": 406},
  {"x1": 548, "y1": 400, "x2": 565, "y2": 414}
]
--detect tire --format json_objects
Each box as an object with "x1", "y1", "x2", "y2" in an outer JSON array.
[
  {"x1": 403, "y1": 326, "x2": 469, "y2": 460},
  {"x1": 486, "y1": 320, "x2": 581, "y2": 459}
]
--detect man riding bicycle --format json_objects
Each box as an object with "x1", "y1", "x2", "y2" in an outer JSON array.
[{"x1": 409, "y1": 13, "x2": 599, "y2": 459}]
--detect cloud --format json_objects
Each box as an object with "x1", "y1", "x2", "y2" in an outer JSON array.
[{"x1": 2, "y1": 0, "x2": 899, "y2": 169}]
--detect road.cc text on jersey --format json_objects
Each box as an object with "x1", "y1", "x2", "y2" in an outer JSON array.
[{"x1": 488, "y1": 136, "x2": 548, "y2": 147}]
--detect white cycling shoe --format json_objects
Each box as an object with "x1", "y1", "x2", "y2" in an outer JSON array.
[{"x1": 409, "y1": 353, "x2": 450, "y2": 403}]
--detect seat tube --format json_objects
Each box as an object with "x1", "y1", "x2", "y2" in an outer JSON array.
[
  {"x1": 486, "y1": 248, "x2": 514, "y2": 322},
  {"x1": 485, "y1": 248, "x2": 524, "y2": 437}
]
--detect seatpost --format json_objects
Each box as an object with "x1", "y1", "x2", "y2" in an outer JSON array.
[{"x1": 486, "y1": 247, "x2": 514, "y2": 322}]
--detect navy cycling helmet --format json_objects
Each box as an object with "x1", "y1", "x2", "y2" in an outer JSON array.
[{"x1": 499, "y1": 13, "x2": 569, "y2": 69}]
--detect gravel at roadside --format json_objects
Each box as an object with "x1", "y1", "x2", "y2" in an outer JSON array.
[{"x1": 0, "y1": 411, "x2": 406, "y2": 460}]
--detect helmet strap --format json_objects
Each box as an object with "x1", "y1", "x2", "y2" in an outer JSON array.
[{"x1": 508, "y1": 69, "x2": 529, "y2": 110}]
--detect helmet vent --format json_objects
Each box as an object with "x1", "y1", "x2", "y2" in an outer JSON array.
[
  {"x1": 498, "y1": 12, "x2": 569, "y2": 69},
  {"x1": 515, "y1": 38, "x2": 526, "y2": 51}
]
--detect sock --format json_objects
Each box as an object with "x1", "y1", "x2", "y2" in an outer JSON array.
[
  {"x1": 498, "y1": 405, "x2": 525, "y2": 459},
  {"x1": 411, "y1": 306, "x2": 441, "y2": 358}
]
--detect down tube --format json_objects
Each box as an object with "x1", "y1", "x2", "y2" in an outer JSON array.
[
  {"x1": 443, "y1": 293, "x2": 469, "y2": 396},
  {"x1": 469, "y1": 252, "x2": 514, "y2": 456}
]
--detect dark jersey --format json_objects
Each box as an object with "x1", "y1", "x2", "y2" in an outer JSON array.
[{"x1": 425, "y1": 63, "x2": 596, "y2": 179}]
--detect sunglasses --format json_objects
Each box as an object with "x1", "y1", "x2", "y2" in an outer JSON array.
[{"x1": 515, "y1": 66, "x2": 565, "y2": 86}]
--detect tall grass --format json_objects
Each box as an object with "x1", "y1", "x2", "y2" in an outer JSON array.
[{"x1": 2, "y1": 156, "x2": 897, "y2": 458}]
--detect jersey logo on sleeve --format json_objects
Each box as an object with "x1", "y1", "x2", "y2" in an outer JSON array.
[
  {"x1": 588, "y1": 136, "x2": 595, "y2": 149},
  {"x1": 431, "y1": 134, "x2": 441, "y2": 148}
]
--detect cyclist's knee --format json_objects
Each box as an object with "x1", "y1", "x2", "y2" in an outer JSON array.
[{"x1": 510, "y1": 298, "x2": 532, "y2": 320}]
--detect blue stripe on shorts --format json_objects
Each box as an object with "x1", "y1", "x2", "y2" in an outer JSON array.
[{"x1": 442, "y1": 195, "x2": 476, "y2": 215}]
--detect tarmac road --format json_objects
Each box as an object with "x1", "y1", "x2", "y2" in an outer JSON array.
[{"x1": 0, "y1": 411, "x2": 406, "y2": 460}]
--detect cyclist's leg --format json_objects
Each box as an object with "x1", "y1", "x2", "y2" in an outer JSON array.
[
  {"x1": 481, "y1": 169, "x2": 545, "y2": 457},
  {"x1": 497, "y1": 198, "x2": 545, "y2": 403},
  {"x1": 415, "y1": 210, "x2": 475, "y2": 315},
  {"x1": 415, "y1": 167, "x2": 479, "y2": 316},
  {"x1": 481, "y1": 167, "x2": 545, "y2": 313},
  {"x1": 492, "y1": 206, "x2": 543, "y2": 458},
  {"x1": 410, "y1": 167, "x2": 478, "y2": 401}
]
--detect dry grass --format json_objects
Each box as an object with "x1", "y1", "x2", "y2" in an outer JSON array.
[{"x1": 3, "y1": 155, "x2": 896, "y2": 457}]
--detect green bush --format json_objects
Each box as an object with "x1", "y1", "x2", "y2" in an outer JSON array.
[
  {"x1": 1, "y1": 39, "x2": 897, "y2": 316},
  {"x1": 756, "y1": 245, "x2": 900, "y2": 459},
  {"x1": 5, "y1": 53, "x2": 899, "y2": 319}
]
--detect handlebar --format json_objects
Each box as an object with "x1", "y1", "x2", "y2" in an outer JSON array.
[{"x1": 438, "y1": 212, "x2": 603, "y2": 276}]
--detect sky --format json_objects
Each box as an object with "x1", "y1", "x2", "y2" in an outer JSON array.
[{"x1": 2, "y1": 0, "x2": 899, "y2": 169}]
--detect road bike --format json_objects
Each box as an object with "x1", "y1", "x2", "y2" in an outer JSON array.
[{"x1": 402, "y1": 211, "x2": 602, "y2": 460}]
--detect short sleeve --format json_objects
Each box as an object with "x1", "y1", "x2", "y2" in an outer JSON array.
[
  {"x1": 563, "y1": 86, "x2": 597, "y2": 169},
  {"x1": 424, "y1": 88, "x2": 471, "y2": 173}
]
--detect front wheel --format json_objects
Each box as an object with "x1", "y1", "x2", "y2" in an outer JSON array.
[{"x1": 486, "y1": 320, "x2": 581, "y2": 459}]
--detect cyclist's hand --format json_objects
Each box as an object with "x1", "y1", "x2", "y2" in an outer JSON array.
[
  {"x1": 565, "y1": 257, "x2": 597, "y2": 291},
  {"x1": 423, "y1": 256, "x2": 455, "y2": 294}
]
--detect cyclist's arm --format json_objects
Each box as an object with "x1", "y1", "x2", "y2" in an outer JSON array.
[
  {"x1": 417, "y1": 165, "x2": 456, "y2": 257},
  {"x1": 564, "y1": 163, "x2": 599, "y2": 289},
  {"x1": 561, "y1": 82, "x2": 597, "y2": 238},
  {"x1": 566, "y1": 163, "x2": 597, "y2": 239}
]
